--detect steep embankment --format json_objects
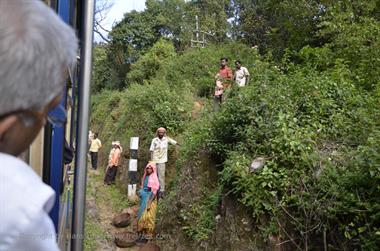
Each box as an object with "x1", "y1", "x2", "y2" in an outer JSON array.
[{"x1": 91, "y1": 42, "x2": 380, "y2": 250}]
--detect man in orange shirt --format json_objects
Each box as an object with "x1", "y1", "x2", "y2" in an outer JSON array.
[
  {"x1": 214, "y1": 57, "x2": 233, "y2": 108},
  {"x1": 104, "y1": 141, "x2": 122, "y2": 185}
]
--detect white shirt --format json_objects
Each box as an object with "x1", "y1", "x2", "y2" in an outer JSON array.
[
  {"x1": 89, "y1": 138, "x2": 101, "y2": 152},
  {"x1": 0, "y1": 153, "x2": 59, "y2": 251},
  {"x1": 149, "y1": 136, "x2": 177, "y2": 163},
  {"x1": 235, "y1": 66, "x2": 250, "y2": 87}
]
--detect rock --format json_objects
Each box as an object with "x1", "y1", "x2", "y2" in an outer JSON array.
[
  {"x1": 138, "y1": 243, "x2": 161, "y2": 251},
  {"x1": 241, "y1": 218, "x2": 249, "y2": 225},
  {"x1": 215, "y1": 214, "x2": 221, "y2": 222},
  {"x1": 250, "y1": 157, "x2": 265, "y2": 173},
  {"x1": 114, "y1": 231, "x2": 138, "y2": 248},
  {"x1": 112, "y1": 212, "x2": 131, "y2": 228}
]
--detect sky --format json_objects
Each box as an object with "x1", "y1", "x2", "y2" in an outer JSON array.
[{"x1": 94, "y1": 0, "x2": 146, "y2": 42}]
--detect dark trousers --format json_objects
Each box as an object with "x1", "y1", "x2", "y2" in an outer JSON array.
[
  {"x1": 214, "y1": 95, "x2": 222, "y2": 111},
  {"x1": 104, "y1": 165, "x2": 118, "y2": 184},
  {"x1": 90, "y1": 151, "x2": 98, "y2": 170}
]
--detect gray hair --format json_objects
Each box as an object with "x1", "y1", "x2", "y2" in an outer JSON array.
[{"x1": 0, "y1": 0, "x2": 78, "y2": 116}]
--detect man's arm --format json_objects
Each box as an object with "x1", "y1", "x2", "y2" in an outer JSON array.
[
  {"x1": 8, "y1": 211, "x2": 59, "y2": 251},
  {"x1": 168, "y1": 137, "x2": 177, "y2": 145}
]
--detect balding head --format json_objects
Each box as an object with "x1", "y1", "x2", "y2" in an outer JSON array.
[
  {"x1": 0, "y1": 0, "x2": 78, "y2": 156},
  {"x1": 0, "y1": 0, "x2": 78, "y2": 116}
]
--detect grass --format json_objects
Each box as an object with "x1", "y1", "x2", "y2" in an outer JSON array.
[
  {"x1": 84, "y1": 166, "x2": 134, "y2": 250},
  {"x1": 84, "y1": 214, "x2": 109, "y2": 251},
  {"x1": 94, "y1": 169, "x2": 134, "y2": 212}
]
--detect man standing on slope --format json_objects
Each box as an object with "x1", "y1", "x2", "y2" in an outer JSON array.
[
  {"x1": 234, "y1": 60, "x2": 250, "y2": 87},
  {"x1": 89, "y1": 132, "x2": 102, "y2": 170},
  {"x1": 0, "y1": 0, "x2": 77, "y2": 250},
  {"x1": 104, "y1": 141, "x2": 122, "y2": 185},
  {"x1": 214, "y1": 57, "x2": 233, "y2": 108},
  {"x1": 150, "y1": 127, "x2": 178, "y2": 198}
]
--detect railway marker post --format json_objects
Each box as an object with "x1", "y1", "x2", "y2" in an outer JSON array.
[{"x1": 128, "y1": 137, "x2": 139, "y2": 199}]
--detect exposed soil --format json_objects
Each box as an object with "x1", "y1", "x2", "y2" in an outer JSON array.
[{"x1": 86, "y1": 169, "x2": 145, "y2": 251}]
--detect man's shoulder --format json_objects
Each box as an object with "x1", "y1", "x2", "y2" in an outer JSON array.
[
  {"x1": 0, "y1": 153, "x2": 55, "y2": 246},
  {"x1": 152, "y1": 137, "x2": 160, "y2": 142}
]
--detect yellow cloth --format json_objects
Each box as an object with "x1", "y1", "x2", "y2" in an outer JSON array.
[
  {"x1": 89, "y1": 138, "x2": 101, "y2": 152},
  {"x1": 138, "y1": 199, "x2": 157, "y2": 234}
]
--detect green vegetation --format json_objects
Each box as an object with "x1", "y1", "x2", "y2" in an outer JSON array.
[
  {"x1": 84, "y1": 171, "x2": 111, "y2": 251},
  {"x1": 91, "y1": 0, "x2": 380, "y2": 249},
  {"x1": 84, "y1": 214, "x2": 108, "y2": 251},
  {"x1": 84, "y1": 169, "x2": 134, "y2": 250},
  {"x1": 180, "y1": 185, "x2": 222, "y2": 241}
]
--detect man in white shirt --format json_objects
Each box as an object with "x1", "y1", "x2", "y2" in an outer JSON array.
[
  {"x1": 89, "y1": 133, "x2": 102, "y2": 170},
  {"x1": 149, "y1": 127, "x2": 177, "y2": 198},
  {"x1": 234, "y1": 60, "x2": 250, "y2": 87},
  {"x1": 0, "y1": 1, "x2": 77, "y2": 250}
]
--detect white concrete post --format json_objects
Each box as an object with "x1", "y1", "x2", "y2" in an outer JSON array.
[{"x1": 128, "y1": 137, "x2": 139, "y2": 199}]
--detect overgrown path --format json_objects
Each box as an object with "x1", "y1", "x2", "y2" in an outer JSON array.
[{"x1": 85, "y1": 168, "x2": 140, "y2": 251}]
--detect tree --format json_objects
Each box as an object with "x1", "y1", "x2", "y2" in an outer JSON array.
[
  {"x1": 94, "y1": 0, "x2": 114, "y2": 43},
  {"x1": 126, "y1": 38, "x2": 176, "y2": 84},
  {"x1": 106, "y1": 10, "x2": 160, "y2": 88},
  {"x1": 231, "y1": 0, "x2": 324, "y2": 59},
  {"x1": 187, "y1": 0, "x2": 230, "y2": 43},
  {"x1": 318, "y1": 0, "x2": 380, "y2": 90},
  {"x1": 92, "y1": 44, "x2": 119, "y2": 92}
]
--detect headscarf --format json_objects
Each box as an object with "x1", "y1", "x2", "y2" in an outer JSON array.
[
  {"x1": 114, "y1": 141, "x2": 122, "y2": 152},
  {"x1": 141, "y1": 162, "x2": 160, "y2": 196},
  {"x1": 156, "y1": 127, "x2": 167, "y2": 137}
]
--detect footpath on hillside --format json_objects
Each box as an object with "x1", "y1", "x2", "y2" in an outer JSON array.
[{"x1": 85, "y1": 168, "x2": 160, "y2": 251}]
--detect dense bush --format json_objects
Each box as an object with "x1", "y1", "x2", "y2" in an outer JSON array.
[{"x1": 201, "y1": 58, "x2": 380, "y2": 249}]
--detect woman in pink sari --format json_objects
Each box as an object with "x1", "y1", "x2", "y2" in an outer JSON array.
[{"x1": 136, "y1": 162, "x2": 160, "y2": 243}]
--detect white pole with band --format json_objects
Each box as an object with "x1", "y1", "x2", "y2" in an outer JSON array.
[{"x1": 128, "y1": 137, "x2": 139, "y2": 198}]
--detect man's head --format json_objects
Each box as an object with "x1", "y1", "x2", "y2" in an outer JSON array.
[
  {"x1": 114, "y1": 141, "x2": 121, "y2": 149},
  {"x1": 220, "y1": 57, "x2": 228, "y2": 68},
  {"x1": 94, "y1": 133, "x2": 98, "y2": 139},
  {"x1": 156, "y1": 127, "x2": 167, "y2": 139},
  {"x1": 0, "y1": 0, "x2": 78, "y2": 156},
  {"x1": 235, "y1": 60, "x2": 242, "y2": 69}
]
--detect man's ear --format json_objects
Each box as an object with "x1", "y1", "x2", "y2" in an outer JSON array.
[{"x1": 0, "y1": 115, "x2": 18, "y2": 142}]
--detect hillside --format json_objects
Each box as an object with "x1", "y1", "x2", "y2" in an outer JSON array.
[{"x1": 89, "y1": 1, "x2": 380, "y2": 250}]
